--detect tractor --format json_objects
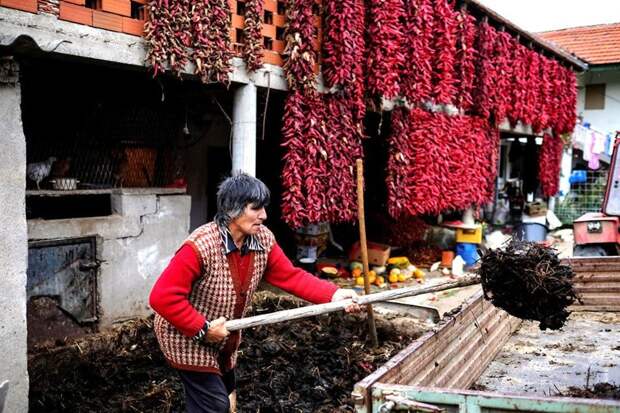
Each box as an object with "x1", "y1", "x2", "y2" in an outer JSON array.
[{"x1": 573, "y1": 134, "x2": 620, "y2": 256}]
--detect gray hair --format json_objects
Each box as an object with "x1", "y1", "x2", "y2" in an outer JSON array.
[{"x1": 214, "y1": 171, "x2": 270, "y2": 227}]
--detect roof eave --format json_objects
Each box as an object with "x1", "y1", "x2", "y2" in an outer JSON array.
[
  {"x1": 588, "y1": 62, "x2": 620, "y2": 72},
  {"x1": 465, "y1": 0, "x2": 588, "y2": 71}
]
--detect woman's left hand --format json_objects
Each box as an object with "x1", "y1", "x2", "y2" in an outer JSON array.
[{"x1": 331, "y1": 289, "x2": 362, "y2": 313}]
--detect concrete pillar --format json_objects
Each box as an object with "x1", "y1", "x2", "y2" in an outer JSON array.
[
  {"x1": 0, "y1": 56, "x2": 29, "y2": 413},
  {"x1": 231, "y1": 83, "x2": 257, "y2": 175}
]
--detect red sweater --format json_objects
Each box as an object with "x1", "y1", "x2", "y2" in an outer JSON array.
[{"x1": 150, "y1": 243, "x2": 338, "y2": 337}]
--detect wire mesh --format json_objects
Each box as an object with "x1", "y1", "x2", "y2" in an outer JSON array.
[
  {"x1": 25, "y1": 104, "x2": 185, "y2": 190},
  {"x1": 555, "y1": 170, "x2": 609, "y2": 225}
]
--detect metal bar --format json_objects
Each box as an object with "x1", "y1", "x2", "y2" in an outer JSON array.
[
  {"x1": 573, "y1": 274, "x2": 620, "y2": 283},
  {"x1": 563, "y1": 257, "x2": 620, "y2": 270},
  {"x1": 570, "y1": 305, "x2": 620, "y2": 312},
  {"x1": 370, "y1": 383, "x2": 620, "y2": 413}
]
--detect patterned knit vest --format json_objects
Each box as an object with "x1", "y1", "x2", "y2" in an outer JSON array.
[{"x1": 154, "y1": 222, "x2": 275, "y2": 373}]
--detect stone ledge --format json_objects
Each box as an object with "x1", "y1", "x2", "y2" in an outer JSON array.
[{"x1": 27, "y1": 214, "x2": 142, "y2": 240}]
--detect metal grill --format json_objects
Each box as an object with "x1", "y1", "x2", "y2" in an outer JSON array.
[
  {"x1": 26, "y1": 104, "x2": 185, "y2": 190},
  {"x1": 555, "y1": 170, "x2": 609, "y2": 225}
]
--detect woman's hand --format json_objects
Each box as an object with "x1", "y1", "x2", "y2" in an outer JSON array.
[
  {"x1": 331, "y1": 289, "x2": 362, "y2": 313},
  {"x1": 205, "y1": 317, "x2": 230, "y2": 343}
]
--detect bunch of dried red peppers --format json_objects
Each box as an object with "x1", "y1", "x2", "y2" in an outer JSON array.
[
  {"x1": 281, "y1": 0, "x2": 365, "y2": 228},
  {"x1": 145, "y1": 0, "x2": 578, "y2": 226},
  {"x1": 387, "y1": 108, "x2": 499, "y2": 216}
]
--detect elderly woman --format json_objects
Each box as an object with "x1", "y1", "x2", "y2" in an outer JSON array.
[{"x1": 150, "y1": 172, "x2": 359, "y2": 413}]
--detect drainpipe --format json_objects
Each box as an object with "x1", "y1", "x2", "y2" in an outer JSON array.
[{"x1": 231, "y1": 83, "x2": 257, "y2": 176}]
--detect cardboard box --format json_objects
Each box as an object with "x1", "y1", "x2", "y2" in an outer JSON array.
[
  {"x1": 349, "y1": 241, "x2": 391, "y2": 266},
  {"x1": 525, "y1": 201, "x2": 548, "y2": 217}
]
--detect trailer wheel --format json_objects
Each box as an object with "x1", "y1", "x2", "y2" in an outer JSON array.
[{"x1": 573, "y1": 245, "x2": 608, "y2": 257}]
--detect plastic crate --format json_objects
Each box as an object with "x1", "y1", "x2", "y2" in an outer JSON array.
[{"x1": 456, "y1": 226, "x2": 482, "y2": 244}]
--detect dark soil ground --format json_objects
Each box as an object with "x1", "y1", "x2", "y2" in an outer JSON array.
[
  {"x1": 27, "y1": 296, "x2": 94, "y2": 350},
  {"x1": 557, "y1": 383, "x2": 620, "y2": 400},
  {"x1": 29, "y1": 293, "x2": 422, "y2": 412}
]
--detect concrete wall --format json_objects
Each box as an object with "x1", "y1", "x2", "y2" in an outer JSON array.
[
  {"x1": 0, "y1": 60, "x2": 29, "y2": 413},
  {"x1": 185, "y1": 116, "x2": 230, "y2": 231},
  {"x1": 28, "y1": 191, "x2": 191, "y2": 326},
  {"x1": 577, "y1": 69, "x2": 620, "y2": 135}
]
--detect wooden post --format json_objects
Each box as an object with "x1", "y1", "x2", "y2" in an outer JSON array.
[{"x1": 356, "y1": 158, "x2": 379, "y2": 348}]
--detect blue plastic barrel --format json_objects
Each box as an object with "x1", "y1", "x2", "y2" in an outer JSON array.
[
  {"x1": 513, "y1": 223, "x2": 548, "y2": 242},
  {"x1": 456, "y1": 243, "x2": 479, "y2": 266}
]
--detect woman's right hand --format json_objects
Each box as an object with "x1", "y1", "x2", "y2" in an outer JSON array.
[{"x1": 205, "y1": 317, "x2": 229, "y2": 343}]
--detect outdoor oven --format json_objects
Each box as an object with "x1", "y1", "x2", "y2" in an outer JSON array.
[{"x1": 26, "y1": 189, "x2": 190, "y2": 345}]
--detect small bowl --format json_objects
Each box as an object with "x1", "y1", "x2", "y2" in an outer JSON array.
[{"x1": 49, "y1": 178, "x2": 79, "y2": 190}]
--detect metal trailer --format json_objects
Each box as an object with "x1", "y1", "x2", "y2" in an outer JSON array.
[{"x1": 353, "y1": 257, "x2": 620, "y2": 413}]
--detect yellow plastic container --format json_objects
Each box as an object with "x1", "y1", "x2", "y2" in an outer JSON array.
[{"x1": 456, "y1": 226, "x2": 482, "y2": 244}]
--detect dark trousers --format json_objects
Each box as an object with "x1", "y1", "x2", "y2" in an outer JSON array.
[{"x1": 177, "y1": 369, "x2": 236, "y2": 413}]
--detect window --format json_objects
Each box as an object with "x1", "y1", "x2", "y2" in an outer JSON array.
[
  {"x1": 264, "y1": 10, "x2": 273, "y2": 24},
  {"x1": 585, "y1": 84, "x2": 605, "y2": 110}
]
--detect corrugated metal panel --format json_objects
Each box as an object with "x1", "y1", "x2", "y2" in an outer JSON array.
[
  {"x1": 353, "y1": 292, "x2": 521, "y2": 412},
  {"x1": 566, "y1": 257, "x2": 620, "y2": 311}
]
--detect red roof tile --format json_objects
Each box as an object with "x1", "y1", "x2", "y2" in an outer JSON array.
[{"x1": 538, "y1": 22, "x2": 620, "y2": 65}]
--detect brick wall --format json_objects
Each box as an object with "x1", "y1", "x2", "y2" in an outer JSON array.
[
  {"x1": 1, "y1": 0, "x2": 146, "y2": 36},
  {"x1": 1, "y1": 0, "x2": 322, "y2": 68},
  {"x1": 230, "y1": 0, "x2": 321, "y2": 66}
]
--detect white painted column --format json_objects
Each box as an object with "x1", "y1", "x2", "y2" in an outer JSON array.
[
  {"x1": 0, "y1": 57, "x2": 29, "y2": 413},
  {"x1": 231, "y1": 83, "x2": 257, "y2": 176}
]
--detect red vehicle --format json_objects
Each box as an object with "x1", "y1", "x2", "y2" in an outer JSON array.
[{"x1": 573, "y1": 135, "x2": 620, "y2": 256}]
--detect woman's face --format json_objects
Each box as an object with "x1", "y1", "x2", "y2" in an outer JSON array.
[{"x1": 231, "y1": 204, "x2": 267, "y2": 235}]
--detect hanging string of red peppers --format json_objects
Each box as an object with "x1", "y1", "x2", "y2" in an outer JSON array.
[
  {"x1": 387, "y1": 108, "x2": 499, "y2": 217},
  {"x1": 507, "y1": 42, "x2": 527, "y2": 127},
  {"x1": 366, "y1": 0, "x2": 406, "y2": 99},
  {"x1": 145, "y1": 0, "x2": 234, "y2": 84},
  {"x1": 321, "y1": 0, "x2": 366, "y2": 121},
  {"x1": 431, "y1": 0, "x2": 458, "y2": 105},
  {"x1": 492, "y1": 30, "x2": 513, "y2": 126},
  {"x1": 402, "y1": 0, "x2": 434, "y2": 104},
  {"x1": 282, "y1": 0, "x2": 317, "y2": 91},
  {"x1": 242, "y1": 0, "x2": 264, "y2": 72},
  {"x1": 473, "y1": 21, "x2": 498, "y2": 120},
  {"x1": 454, "y1": 8, "x2": 477, "y2": 111},
  {"x1": 146, "y1": 0, "x2": 579, "y2": 223},
  {"x1": 280, "y1": 0, "x2": 365, "y2": 228},
  {"x1": 538, "y1": 133, "x2": 564, "y2": 197}
]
